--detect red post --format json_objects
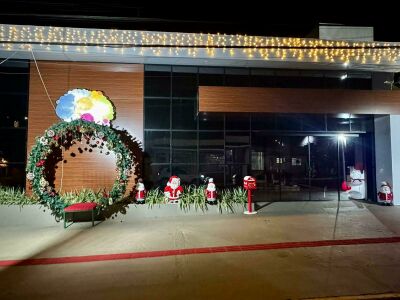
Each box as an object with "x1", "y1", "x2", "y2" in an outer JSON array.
[{"x1": 247, "y1": 189, "x2": 252, "y2": 213}]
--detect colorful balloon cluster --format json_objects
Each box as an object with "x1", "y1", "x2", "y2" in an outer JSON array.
[{"x1": 55, "y1": 89, "x2": 115, "y2": 125}]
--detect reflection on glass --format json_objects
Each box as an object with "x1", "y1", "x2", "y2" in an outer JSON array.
[
  {"x1": 310, "y1": 136, "x2": 338, "y2": 200},
  {"x1": 172, "y1": 132, "x2": 197, "y2": 164},
  {"x1": 144, "y1": 131, "x2": 170, "y2": 163}
]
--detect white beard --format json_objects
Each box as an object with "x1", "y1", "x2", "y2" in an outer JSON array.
[
  {"x1": 170, "y1": 181, "x2": 179, "y2": 190},
  {"x1": 207, "y1": 184, "x2": 216, "y2": 191}
]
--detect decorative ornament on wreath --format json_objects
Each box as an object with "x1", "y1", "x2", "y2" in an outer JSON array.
[{"x1": 26, "y1": 89, "x2": 134, "y2": 219}]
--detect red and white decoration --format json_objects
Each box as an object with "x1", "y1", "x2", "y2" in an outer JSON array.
[
  {"x1": 164, "y1": 175, "x2": 183, "y2": 203},
  {"x1": 135, "y1": 178, "x2": 146, "y2": 204},
  {"x1": 205, "y1": 178, "x2": 217, "y2": 204},
  {"x1": 377, "y1": 181, "x2": 393, "y2": 205},
  {"x1": 345, "y1": 167, "x2": 366, "y2": 200}
]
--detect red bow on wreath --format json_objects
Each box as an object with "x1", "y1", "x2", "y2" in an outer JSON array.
[{"x1": 35, "y1": 160, "x2": 45, "y2": 167}]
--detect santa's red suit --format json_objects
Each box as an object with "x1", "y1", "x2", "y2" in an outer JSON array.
[
  {"x1": 135, "y1": 181, "x2": 146, "y2": 204},
  {"x1": 164, "y1": 176, "x2": 183, "y2": 203},
  {"x1": 377, "y1": 181, "x2": 393, "y2": 204},
  {"x1": 205, "y1": 178, "x2": 217, "y2": 203}
]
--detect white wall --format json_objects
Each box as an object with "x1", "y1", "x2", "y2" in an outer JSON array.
[
  {"x1": 390, "y1": 115, "x2": 400, "y2": 205},
  {"x1": 374, "y1": 115, "x2": 400, "y2": 205}
]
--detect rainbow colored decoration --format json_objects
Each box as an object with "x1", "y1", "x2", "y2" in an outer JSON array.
[{"x1": 55, "y1": 89, "x2": 115, "y2": 125}]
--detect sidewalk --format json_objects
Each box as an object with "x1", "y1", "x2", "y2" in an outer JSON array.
[{"x1": 0, "y1": 200, "x2": 399, "y2": 299}]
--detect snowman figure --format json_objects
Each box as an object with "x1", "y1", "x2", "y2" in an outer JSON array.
[
  {"x1": 164, "y1": 176, "x2": 183, "y2": 203},
  {"x1": 377, "y1": 181, "x2": 393, "y2": 205},
  {"x1": 205, "y1": 178, "x2": 217, "y2": 204},
  {"x1": 347, "y1": 167, "x2": 366, "y2": 200},
  {"x1": 135, "y1": 178, "x2": 146, "y2": 204}
]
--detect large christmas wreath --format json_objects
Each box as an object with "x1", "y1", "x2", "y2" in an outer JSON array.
[{"x1": 26, "y1": 119, "x2": 133, "y2": 218}]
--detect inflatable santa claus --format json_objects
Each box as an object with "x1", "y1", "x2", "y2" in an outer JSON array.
[
  {"x1": 377, "y1": 181, "x2": 393, "y2": 205},
  {"x1": 135, "y1": 178, "x2": 146, "y2": 204},
  {"x1": 205, "y1": 178, "x2": 217, "y2": 204},
  {"x1": 164, "y1": 175, "x2": 183, "y2": 203}
]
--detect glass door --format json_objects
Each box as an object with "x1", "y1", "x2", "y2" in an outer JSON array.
[{"x1": 309, "y1": 136, "x2": 339, "y2": 200}]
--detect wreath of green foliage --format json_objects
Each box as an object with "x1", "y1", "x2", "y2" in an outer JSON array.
[{"x1": 26, "y1": 119, "x2": 133, "y2": 218}]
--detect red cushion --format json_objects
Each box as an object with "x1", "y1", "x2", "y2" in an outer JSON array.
[{"x1": 64, "y1": 202, "x2": 97, "y2": 212}]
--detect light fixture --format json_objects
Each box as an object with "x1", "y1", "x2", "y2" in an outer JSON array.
[
  {"x1": 338, "y1": 134, "x2": 347, "y2": 145},
  {"x1": 340, "y1": 74, "x2": 348, "y2": 80}
]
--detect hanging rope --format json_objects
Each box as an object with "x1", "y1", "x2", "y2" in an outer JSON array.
[
  {"x1": 30, "y1": 48, "x2": 65, "y2": 192},
  {"x1": 30, "y1": 48, "x2": 56, "y2": 111},
  {"x1": 0, "y1": 51, "x2": 17, "y2": 65}
]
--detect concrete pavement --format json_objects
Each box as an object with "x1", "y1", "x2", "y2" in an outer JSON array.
[{"x1": 0, "y1": 200, "x2": 399, "y2": 299}]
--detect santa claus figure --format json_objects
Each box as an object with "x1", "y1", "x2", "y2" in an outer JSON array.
[
  {"x1": 377, "y1": 181, "x2": 393, "y2": 205},
  {"x1": 347, "y1": 167, "x2": 366, "y2": 200},
  {"x1": 135, "y1": 178, "x2": 146, "y2": 204},
  {"x1": 164, "y1": 176, "x2": 183, "y2": 203},
  {"x1": 205, "y1": 178, "x2": 217, "y2": 204}
]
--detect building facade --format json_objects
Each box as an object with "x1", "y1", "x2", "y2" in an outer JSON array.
[{"x1": 1, "y1": 24, "x2": 400, "y2": 204}]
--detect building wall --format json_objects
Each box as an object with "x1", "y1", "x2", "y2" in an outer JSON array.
[{"x1": 27, "y1": 61, "x2": 143, "y2": 194}]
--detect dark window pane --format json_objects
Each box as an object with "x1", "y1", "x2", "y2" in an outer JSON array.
[
  {"x1": 172, "y1": 72, "x2": 198, "y2": 98},
  {"x1": 199, "y1": 164, "x2": 224, "y2": 186},
  {"x1": 276, "y1": 114, "x2": 303, "y2": 131},
  {"x1": 199, "y1": 131, "x2": 224, "y2": 149},
  {"x1": 199, "y1": 74, "x2": 224, "y2": 86},
  {"x1": 172, "y1": 132, "x2": 197, "y2": 164},
  {"x1": 250, "y1": 74, "x2": 276, "y2": 87},
  {"x1": 0, "y1": 163, "x2": 25, "y2": 188},
  {"x1": 226, "y1": 147, "x2": 250, "y2": 164},
  {"x1": 145, "y1": 71, "x2": 171, "y2": 97},
  {"x1": 225, "y1": 132, "x2": 250, "y2": 146},
  {"x1": 144, "y1": 131, "x2": 170, "y2": 163},
  {"x1": 226, "y1": 113, "x2": 250, "y2": 130},
  {"x1": 144, "y1": 98, "x2": 170, "y2": 129},
  {"x1": 225, "y1": 164, "x2": 249, "y2": 186},
  {"x1": 0, "y1": 94, "x2": 29, "y2": 127},
  {"x1": 251, "y1": 113, "x2": 276, "y2": 130},
  {"x1": 172, "y1": 98, "x2": 197, "y2": 129},
  {"x1": 225, "y1": 68, "x2": 249, "y2": 87},
  {"x1": 350, "y1": 115, "x2": 373, "y2": 132},
  {"x1": 144, "y1": 164, "x2": 170, "y2": 188},
  {"x1": 302, "y1": 114, "x2": 326, "y2": 131},
  {"x1": 327, "y1": 114, "x2": 351, "y2": 131},
  {"x1": 199, "y1": 150, "x2": 224, "y2": 164},
  {"x1": 0, "y1": 129, "x2": 26, "y2": 162},
  {"x1": 0, "y1": 72, "x2": 28, "y2": 93},
  {"x1": 199, "y1": 112, "x2": 223, "y2": 130},
  {"x1": 171, "y1": 164, "x2": 197, "y2": 185}
]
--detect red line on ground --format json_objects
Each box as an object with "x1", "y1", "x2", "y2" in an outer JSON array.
[{"x1": 1, "y1": 236, "x2": 399, "y2": 267}]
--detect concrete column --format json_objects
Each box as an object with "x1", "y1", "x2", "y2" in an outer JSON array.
[{"x1": 374, "y1": 115, "x2": 400, "y2": 205}]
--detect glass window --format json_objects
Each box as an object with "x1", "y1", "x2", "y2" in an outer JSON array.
[
  {"x1": 199, "y1": 112, "x2": 223, "y2": 130},
  {"x1": 172, "y1": 72, "x2": 198, "y2": 98},
  {"x1": 199, "y1": 67, "x2": 224, "y2": 86},
  {"x1": 0, "y1": 129, "x2": 26, "y2": 163},
  {"x1": 145, "y1": 71, "x2": 171, "y2": 97},
  {"x1": 0, "y1": 163, "x2": 26, "y2": 188},
  {"x1": 144, "y1": 131, "x2": 170, "y2": 163},
  {"x1": 276, "y1": 114, "x2": 303, "y2": 131},
  {"x1": 144, "y1": 97, "x2": 170, "y2": 129},
  {"x1": 144, "y1": 164, "x2": 170, "y2": 188},
  {"x1": 302, "y1": 114, "x2": 326, "y2": 131},
  {"x1": 0, "y1": 94, "x2": 29, "y2": 128},
  {"x1": 199, "y1": 150, "x2": 224, "y2": 164},
  {"x1": 172, "y1": 98, "x2": 197, "y2": 129},
  {"x1": 226, "y1": 113, "x2": 250, "y2": 130},
  {"x1": 172, "y1": 132, "x2": 197, "y2": 164},
  {"x1": 199, "y1": 131, "x2": 224, "y2": 149},
  {"x1": 199, "y1": 164, "x2": 224, "y2": 186},
  {"x1": 251, "y1": 113, "x2": 276, "y2": 130},
  {"x1": 225, "y1": 68, "x2": 250, "y2": 87},
  {"x1": 225, "y1": 147, "x2": 250, "y2": 164},
  {"x1": 225, "y1": 131, "x2": 250, "y2": 146},
  {"x1": 350, "y1": 115, "x2": 373, "y2": 132},
  {"x1": 327, "y1": 114, "x2": 351, "y2": 131},
  {"x1": 171, "y1": 164, "x2": 197, "y2": 185}
]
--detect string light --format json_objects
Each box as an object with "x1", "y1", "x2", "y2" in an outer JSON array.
[{"x1": 0, "y1": 24, "x2": 399, "y2": 64}]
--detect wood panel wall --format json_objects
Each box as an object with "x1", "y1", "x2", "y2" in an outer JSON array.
[
  {"x1": 27, "y1": 61, "x2": 143, "y2": 194},
  {"x1": 199, "y1": 86, "x2": 400, "y2": 114}
]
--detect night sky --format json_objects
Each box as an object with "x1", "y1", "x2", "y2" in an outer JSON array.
[{"x1": 0, "y1": 1, "x2": 398, "y2": 41}]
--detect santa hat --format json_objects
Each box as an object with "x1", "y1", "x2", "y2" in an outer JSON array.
[{"x1": 167, "y1": 175, "x2": 179, "y2": 186}]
